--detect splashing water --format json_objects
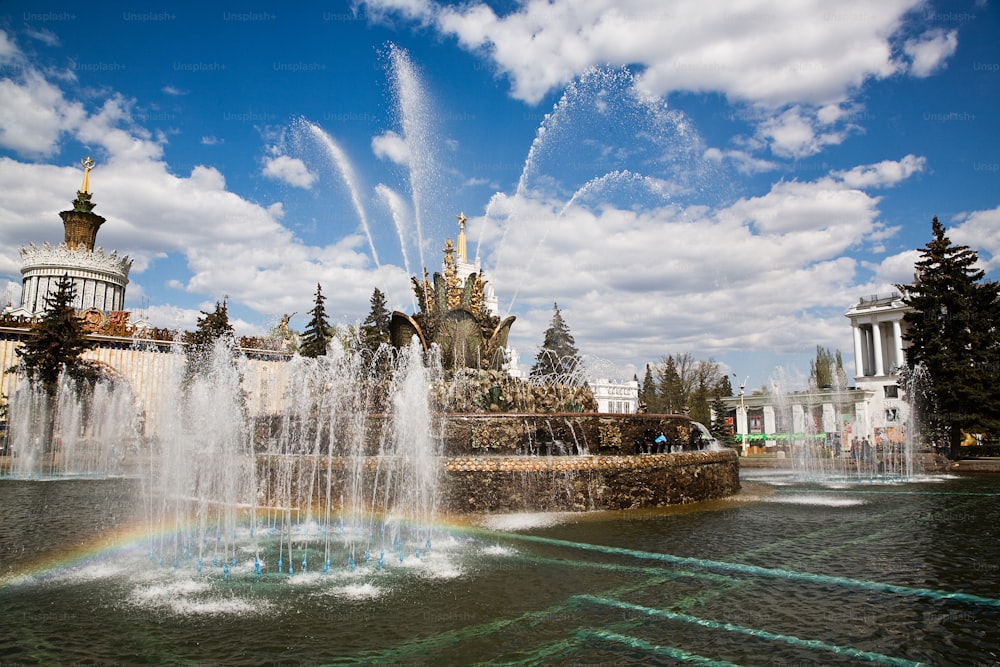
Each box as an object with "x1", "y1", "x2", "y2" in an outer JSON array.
[
  {"x1": 297, "y1": 118, "x2": 381, "y2": 267},
  {"x1": 375, "y1": 183, "x2": 413, "y2": 280},
  {"x1": 6, "y1": 335, "x2": 445, "y2": 580},
  {"x1": 386, "y1": 44, "x2": 445, "y2": 273}
]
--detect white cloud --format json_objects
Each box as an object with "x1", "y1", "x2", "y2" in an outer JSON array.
[
  {"x1": 262, "y1": 155, "x2": 317, "y2": 189},
  {"x1": 0, "y1": 69, "x2": 85, "y2": 157},
  {"x1": 162, "y1": 85, "x2": 186, "y2": 96},
  {"x1": 703, "y1": 148, "x2": 778, "y2": 175},
  {"x1": 373, "y1": 0, "x2": 922, "y2": 107},
  {"x1": 832, "y1": 154, "x2": 926, "y2": 188},
  {"x1": 480, "y1": 154, "x2": 924, "y2": 371},
  {"x1": 903, "y1": 29, "x2": 959, "y2": 78},
  {"x1": 952, "y1": 205, "x2": 1000, "y2": 272},
  {"x1": 366, "y1": 0, "x2": 950, "y2": 163},
  {"x1": 755, "y1": 105, "x2": 853, "y2": 159},
  {"x1": 0, "y1": 30, "x2": 20, "y2": 64},
  {"x1": 24, "y1": 27, "x2": 59, "y2": 47},
  {"x1": 371, "y1": 130, "x2": 410, "y2": 165}
]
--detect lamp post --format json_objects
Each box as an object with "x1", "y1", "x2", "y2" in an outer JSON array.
[{"x1": 733, "y1": 374, "x2": 748, "y2": 455}]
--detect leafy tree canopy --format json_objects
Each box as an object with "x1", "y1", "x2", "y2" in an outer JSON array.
[{"x1": 809, "y1": 345, "x2": 848, "y2": 390}]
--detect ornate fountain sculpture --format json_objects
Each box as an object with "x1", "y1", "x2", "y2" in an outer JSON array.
[{"x1": 389, "y1": 214, "x2": 516, "y2": 372}]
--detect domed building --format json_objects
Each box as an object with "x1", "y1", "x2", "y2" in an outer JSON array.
[{"x1": 4, "y1": 158, "x2": 132, "y2": 322}]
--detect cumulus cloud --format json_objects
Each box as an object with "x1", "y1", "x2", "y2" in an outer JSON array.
[
  {"x1": 903, "y1": 29, "x2": 959, "y2": 78},
  {"x1": 952, "y1": 205, "x2": 1000, "y2": 272},
  {"x1": 832, "y1": 154, "x2": 926, "y2": 188},
  {"x1": 262, "y1": 155, "x2": 317, "y2": 189},
  {"x1": 755, "y1": 105, "x2": 856, "y2": 159},
  {"x1": 703, "y1": 148, "x2": 778, "y2": 175},
  {"x1": 366, "y1": 0, "x2": 924, "y2": 107},
  {"x1": 0, "y1": 69, "x2": 84, "y2": 157},
  {"x1": 371, "y1": 130, "x2": 410, "y2": 165},
  {"x1": 362, "y1": 0, "x2": 959, "y2": 162},
  {"x1": 481, "y1": 154, "x2": 927, "y2": 371}
]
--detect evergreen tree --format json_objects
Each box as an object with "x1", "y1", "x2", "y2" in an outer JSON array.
[
  {"x1": 530, "y1": 303, "x2": 584, "y2": 383},
  {"x1": 13, "y1": 274, "x2": 99, "y2": 395},
  {"x1": 710, "y1": 395, "x2": 736, "y2": 448},
  {"x1": 183, "y1": 299, "x2": 235, "y2": 382},
  {"x1": 896, "y1": 217, "x2": 1000, "y2": 456},
  {"x1": 360, "y1": 287, "x2": 391, "y2": 356},
  {"x1": 639, "y1": 364, "x2": 659, "y2": 412},
  {"x1": 657, "y1": 355, "x2": 684, "y2": 414},
  {"x1": 300, "y1": 284, "x2": 333, "y2": 358}
]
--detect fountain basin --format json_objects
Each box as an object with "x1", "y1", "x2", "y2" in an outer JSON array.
[{"x1": 442, "y1": 449, "x2": 738, "y2": 512}]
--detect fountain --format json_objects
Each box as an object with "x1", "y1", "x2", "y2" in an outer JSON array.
[
  {"x1": 3, "y1": 47, "x2": 996, "y2": 667},
  {"x1": 756, "y1": 365, "x2": 924, "y2": 484}
]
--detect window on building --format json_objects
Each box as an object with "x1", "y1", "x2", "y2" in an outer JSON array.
[
  {"x1": 885, "y1": 408, "x2": 899, "y2": 422},
  {"x1": 884, "y1": 385, "x2": 899, "y2": 398}
]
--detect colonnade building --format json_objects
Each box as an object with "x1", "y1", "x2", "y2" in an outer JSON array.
[{"x1": 719, "y1": 293, "x2": 912, "y2": 453}]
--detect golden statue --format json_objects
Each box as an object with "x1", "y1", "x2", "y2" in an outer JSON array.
[{"x1": 80, "y1": 156, "x2": 96, "y2": 193}]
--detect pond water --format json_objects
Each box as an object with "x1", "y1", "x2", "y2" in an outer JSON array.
[{"x1": 1, "y1": 469, "x2": 998, "y2": 665}]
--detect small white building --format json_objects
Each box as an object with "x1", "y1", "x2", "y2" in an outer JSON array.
[{"x1": 588, "y1": 378, "x2": 639, "y2": 414}]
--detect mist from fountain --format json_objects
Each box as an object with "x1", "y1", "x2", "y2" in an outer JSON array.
[
  {"x1": 134, "y1": 335, "x2": 443, "y2": 579},
  {"x1": 4, "y1": 331, "x2": 444, "y2": 582},
  {"x1": 767, "y1": 364, "x2": 921, "y2": 483},
  {"x1": 7, "y1": 373, "x2": 142, "y2": 478}
]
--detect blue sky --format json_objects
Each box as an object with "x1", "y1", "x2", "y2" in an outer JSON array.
[{"x1": 1, "y1": 0, "x2": 998, "y2": 390}]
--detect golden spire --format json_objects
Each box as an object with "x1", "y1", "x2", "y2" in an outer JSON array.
[
  {"x1": 80, "y1": 156, "x2": 96, "y2": 193},
  {"x1": 456, "y1": 212, "x2": 468, "y2": 264}
]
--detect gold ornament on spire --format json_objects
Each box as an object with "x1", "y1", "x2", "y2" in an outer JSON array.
[
  {"x1": 456, "y1": 212, "x2": 468, "y2": 264},
  {"x1": 80, "y1": 156, "x2": 96, "y2": 193}
]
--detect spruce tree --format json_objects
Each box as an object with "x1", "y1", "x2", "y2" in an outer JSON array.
[
  {"x1": 639, "y1": 364, "x2": 658, "y2": 412},
  {"x1": 710, "y1": 394, "x2": 736, "y2": 448},
  {"x1": 360, "y1": 287, "x2": 391, "y2": 356},
  {"x1": 300, "y1": 284, "x2": 333, "y2": 358},
  {"x1": 530, "y1": 303, "x2": 583, "y2": 383},
  {"x1": 183, "y1": 298, "x2": 235, "y2": 382},
  {"x1": 14, "y1": 274, "x2": 99, "y2": 395},
  {"x1": 657, "y1": 355, "x2": 683, "y2": 414},
  {"x1": 896, "y1": 217, "x2": 1000, "y2": 456}
]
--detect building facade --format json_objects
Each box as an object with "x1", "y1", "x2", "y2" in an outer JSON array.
[
  {"x1": 719, "y1": 293, "x2": 913, "y2": 453},
  {"x1": 588, "y1": 378, "x2": 639, "y2": 414}
]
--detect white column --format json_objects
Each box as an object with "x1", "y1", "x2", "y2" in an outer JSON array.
[
  {"x1": 822, "y1": 403, "x2": 836, "y2": 433},
  {"x1": 852, "y1": 324, "x2": 865, "y2": 379},
  {"x1": 892, "y1": 319, "x2": 904, "y2": 371},
  {"x1": 763, "y1": 405, "x2": 776, "y2": 435},
  {"x1": 736, "y1": 406, "x2": 747, "y2": 438},
  {"x1": 872, "y1": 321, "x2": 885, "y2": 376},
  {"x1": 792, "y1": 403, "x2": 805, "y2": 434}
]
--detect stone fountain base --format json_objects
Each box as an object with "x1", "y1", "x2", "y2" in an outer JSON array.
[
  {"x1": 253, "y1": 412, "x2": 740, "y2": 514},
  {"x1": 443, "y1": 449, "x2": 739, "y2": 512}
]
